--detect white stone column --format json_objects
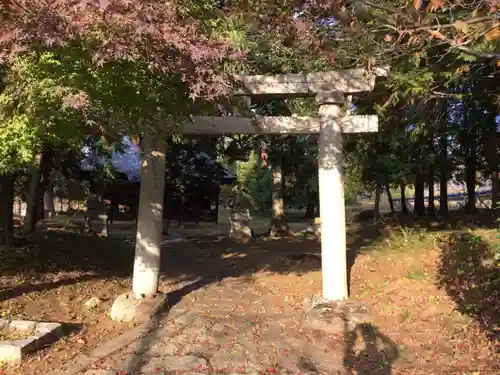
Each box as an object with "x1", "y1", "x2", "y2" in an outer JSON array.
[
  {"x1": 316, "y1": 92, "x2": 348, "y2": 301},
  {"x1": 132, "y1": 130, "x2": 167, "y2": 299}
]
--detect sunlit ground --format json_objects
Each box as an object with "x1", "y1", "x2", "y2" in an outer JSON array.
[{"x1": 1, "y1": 209, "x2": 498, "y2": 374}]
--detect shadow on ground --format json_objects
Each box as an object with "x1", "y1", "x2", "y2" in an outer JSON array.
[
  {"x1": 4, "y1": 210, "x2": 499, "y2": 374},
  {"x1": 0, "y1": 230, "x2": 134, "y2": 302},
  {"x1": 348, "y1": 211, "x2": 500, "y2": 336},
  {"x1": 1, "y1": 217, "x2": 401, "y2": 374},
  {"x1": 3, "y1": 211, "x2": 498, "y2": 319},
  {"x1": 0, "y1": 221, "x2": 325, "y2": 305},
  {"x1": 344, "y1": 322, "x2": 399, "y2": 375},
  {"x1": 436, "y1": 231, "x2": 500, "y2": 340},
  {"x1": 0, "y1": 274, "x2": 101, "y2": 302}
]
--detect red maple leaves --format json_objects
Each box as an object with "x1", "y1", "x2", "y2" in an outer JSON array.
[
  {"x1": 0, "y1": 0, "x2": 239, "y2": 100},
  {"x1": 413, "y1": 0, "x2": 445, "y2": 11}
]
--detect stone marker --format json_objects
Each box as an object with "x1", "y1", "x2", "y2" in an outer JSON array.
[
  {"x1": 229, "y1": 209, "x2": 253, "y2": 244},
  {"x1": 84, "y1": 195, "x2": 108, "y2": 237},
  {"x1": 312, "y1": 217, "x2": 321, "y2": 237},
  {"x1": 229, "y1": 190, "x2": 253, "y2": 244}
]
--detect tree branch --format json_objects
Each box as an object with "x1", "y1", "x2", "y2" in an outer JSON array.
[
  {"x1": 408, "y1": 15, "x2": 498, "y2": 33},
  {"x1": 428, "y1": 30, "x2": 500, "y2": 59},
  {"x1": 360, "y1": 0, "x2": 402, "y2": 16},
  {"x1": 360, "y1": 1, "x2": 500, "y2": 60}
]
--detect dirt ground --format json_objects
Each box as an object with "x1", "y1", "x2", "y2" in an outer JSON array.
[{"x1": 0, "y1": 211, "x2": 499, "y2": 375}]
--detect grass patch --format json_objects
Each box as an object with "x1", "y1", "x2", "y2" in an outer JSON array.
[
  {"x1": 400, "y1": 308, "x2": 412, "y2": 322},
  {"x1": 358, "y1": 223, "x2": 440, "y2": 255},
  {"x1": 406, "y1": 270, "x2": 427, "y2": 280}
]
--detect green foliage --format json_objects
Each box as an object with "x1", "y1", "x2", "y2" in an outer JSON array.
[
  {"x1": 344, "y1": 164, "x2": 366, "y2": 205},
  {"x1": 0, "y1": 40, "x2": 219, "y2": 175},
  {"x1": 0, "y1": 115, "x2": 37, "y2": 171},
  {"x1": 1, "y1": 51, "x2": 90, "y2": 136},
  {"x1": 0, "y1": 50, "x2": 93, "y2": 172},
  {"x1": 236, "y1": 151, "x2": 272, "y2": 212}
]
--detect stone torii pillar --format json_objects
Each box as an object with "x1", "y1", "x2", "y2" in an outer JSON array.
[{"x1": 316, "y1": 92, "x2": 348, "y2": 301}]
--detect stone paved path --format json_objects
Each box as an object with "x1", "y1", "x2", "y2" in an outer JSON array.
[{"x1": 80, "y1": 308, "x2": 346, "y2": 375}]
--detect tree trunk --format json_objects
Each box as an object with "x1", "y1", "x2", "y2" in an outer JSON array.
[
  {"x1": 465, "y1": 136, "x2": 477, "y2": 213},
  {"x1": 23, "y1": 159, "x2": 42, "y2": 233},
  {"x1": 0, "y1": 174, "x2": 14, "y2": 248},
  {"x1": 492, "y1": 171, "x2": 499, "y2": 212},
  {"x1": 438, "y1": 134, "x2": 449, "y2": 216},
  {"x1": 132, "y1": 131, "x2": 167, "y2": 299},
  {"x1": 179, "y1": 184, "x2": 185, "y2": 227},
  {"x1": 427, "y1": 180, "x2": 435, "y2": 215},
  {"x1": 23, "y1": 146, "x2": 53, "y2": 232},
  {"x1": 414, "y1": 174, "x2": 426, "y2": 216},
  {"x1": 304, "y1": 199, "x2": 316, "y2": 219},
  {"x1": 269, "y1": 161, "x2": 289, "y2": 236},
  {"x1": 484, "y1": 132, "x2": 499, "y2": 212},
  {"x1": 43, "y1": 184, "x2": 55, "y2": 219},
  {"x1": 400, "y1": 183, "x2": 409, "y2": 214},
  {"x1": 385, "y1": 185, "x2": 395, "y2": 213},
  {"x1": 214, "y1": 185, "x2": 220, "y2": 224},
  {"x1": 316, "y1": 193, "x2": 320, "y2": 217},
  {"x1": 373, "y1": 184, "x2": 381, "y2": 222},
  {"x1": 304, "y1": 185, "x2": 316, "y2": 219},
  {"x1": 35, "y1": 146, "x2": 53, "y2": 221}
]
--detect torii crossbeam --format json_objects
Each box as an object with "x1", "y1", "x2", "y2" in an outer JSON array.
[{"x1": 182, "y1": 115, "x2": 378, "y2": 134}]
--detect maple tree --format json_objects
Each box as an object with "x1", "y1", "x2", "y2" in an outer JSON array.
[
  {"x1": 383, "y1": 0, "x2": 500, "y2": 60},
  {"x1": 320, "y1": 0, "x2": 500, "y2": 66},
  {"x1": 219, "y1": 0, "x2": 500, "y2": 66},
  {"x1": 0, "y1": 0, "x2": 239, "y2": 100},
  {"x1": 2, "y1": 1, "x2": 496, "y2": 99}
]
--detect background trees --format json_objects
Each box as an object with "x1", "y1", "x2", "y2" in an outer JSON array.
[{"x1": 0, "y1": 0, "x2": 498, "y2": 270}]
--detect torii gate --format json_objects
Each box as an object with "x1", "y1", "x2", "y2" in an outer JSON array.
[
  {"x1": 180, "y1": 67, "x2": 389, "y2": 301},
  {"x1": 113, "y1": 67, "x2": 389, "y2": 322}
]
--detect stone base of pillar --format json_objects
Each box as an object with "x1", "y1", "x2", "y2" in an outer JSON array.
[
  {"x1": 110, "y1": 292, "x2": 167, "y2": 323},
  {"x1": 303, "y1": 298, "x2": 370, "y2": 334}
]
